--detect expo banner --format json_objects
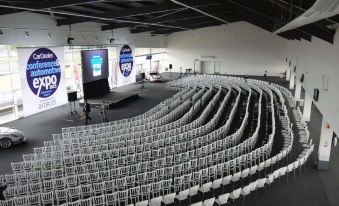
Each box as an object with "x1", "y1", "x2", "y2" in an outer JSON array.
[
  {"x1": 18, "y1": 47, "x2": 67, "y2": 117},
  {"x1": 116, "y1": 44, "x2": 136, "y2": 87}
]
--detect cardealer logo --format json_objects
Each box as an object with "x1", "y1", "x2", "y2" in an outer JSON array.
[{"x1": 26, "y1": 48, "x2": 61, "y2": 98}]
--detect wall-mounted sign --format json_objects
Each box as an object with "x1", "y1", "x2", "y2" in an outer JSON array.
[
  {"x1": 116, "y1": 44, "x2": 136, "y2": 87},
  {"x1": 18, "y1": 47, "x2": 67, "y2": 116}
]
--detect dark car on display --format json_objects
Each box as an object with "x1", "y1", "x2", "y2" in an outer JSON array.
[{"x1": 0, "y1": 127, "x2": 25, "y2": 148}]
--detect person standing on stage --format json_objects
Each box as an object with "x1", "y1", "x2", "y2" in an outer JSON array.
[
  {"x1": 100, "y1": 100, "x2": 109, "y2": 122},
  {"x1": 83, "y1": 100, "x2": 92, "y2": 125}
]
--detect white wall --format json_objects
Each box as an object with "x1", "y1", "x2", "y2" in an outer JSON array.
[
  {"x1": 0, "y1": 13, "x2": 165, "y2": 48},
  {"x1": 165, "y1": 22, "x2": 288, "y2": 76},
  {"x1": 287, "y1": 31, "x2": 339, "y2": 135}
]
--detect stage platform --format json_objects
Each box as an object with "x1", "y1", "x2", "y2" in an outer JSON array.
[{"x1": 79, "y1": 91, "x2": 139, "y2": 109}]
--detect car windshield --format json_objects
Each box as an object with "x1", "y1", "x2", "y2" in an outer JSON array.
[{"x1": 150, "y1": 73, "x2": 159, "y2": 75}]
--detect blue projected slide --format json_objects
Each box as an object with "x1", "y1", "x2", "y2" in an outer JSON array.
[{"x1": 81, "y1": 49, "x2": 108, "y2": 83}]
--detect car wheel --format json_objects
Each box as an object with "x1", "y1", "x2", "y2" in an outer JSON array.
[{"x1": 0, "y1": 138, "x2": 12, "y2": 148}]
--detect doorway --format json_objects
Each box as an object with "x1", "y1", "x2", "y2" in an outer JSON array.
[{"x1": 200, "y1": 60, "x2": 221, "y2": 74}]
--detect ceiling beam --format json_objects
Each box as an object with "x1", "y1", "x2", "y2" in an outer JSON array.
[
  {"x1": 219, "y1": 1, "x2": 310, "y2": 41},
  {"x1": 0, "y1": 0, "x2": 106, "y2": 16},
  {"x1": 57, "y1": 0, "x2": 221, "y2": 26},
  {"x1": 131, "y1": 13, "x2": 238, "y2": 34},
  {"x1": 170, "y1": 0, "x2": 229, "y2": 24},
  {"x1": 223, "y1": 0, "x2": 333, "y2": 43},
  {"x1": 152, "y1": 21, "x2": 224, "y2": 35},
  {"x1": 0, "y1": 3, "x2": 188, "y2": 30}
]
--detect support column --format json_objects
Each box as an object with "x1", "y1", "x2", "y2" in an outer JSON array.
[
  {"x1": 289, "y1": 72, "x2": 295, "y2": 89},
  {"x1": 318, "y1": 119, "x2": 334, "y2": 170},
  {"x1": 294, "y1": 80, "x2": 301, "y2": 100},
  {"x1": 303, "y1": 93, "x2": 312, "y2": 121},
  {"x1": 286, "y1": 68, "x2": 291, "y2": 81}
]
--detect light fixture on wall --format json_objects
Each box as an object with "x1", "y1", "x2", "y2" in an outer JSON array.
[
  {"x1": 25, "y1": 31, "x2": 30, "y2": 39},
  {"x1": 47, "y1": 33, "x2": 52, "y2": 39}
]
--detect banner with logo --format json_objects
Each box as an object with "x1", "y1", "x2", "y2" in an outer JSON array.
[
  {"x1": 116, "y1": 44, "x2": 136, "y2": 87},
  {"x1": 18, "y1": 47, "x2": 67, "y2": 117}
]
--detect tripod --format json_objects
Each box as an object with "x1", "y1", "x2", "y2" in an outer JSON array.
[{"x1": 65, "y1": 101, "x2": 79, "y2": 121}]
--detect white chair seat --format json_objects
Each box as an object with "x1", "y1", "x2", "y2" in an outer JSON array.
[
  {"x1": 241, "y1": 168, "x2": 249, "y2": 178},
  {"x1": 150, "y1": 196, "x2": 162, "y2": 206},
  {"x1": 229, "y1": 188, "x2": 241, "y2": 200},
  {"x1": 231, "y1": 172, "x2": 241, "y2": 182},
  {"x1": 175, "y1": 189, "x2": 189, "y2": 201},
  {"x1": 191, "y1": 201, "x2": 203, "y2": 206},
  {"x1": 256, "y1": 178, "x2": 266, "y2": 189},
  {"x1": 199, "y1": 182, "x2": 212, "y2": 193},
  {"x1": 203, "y1": 197, "x2": 215, "y2": 206},
  {"x1": 250, "y1": 180, "x2": 258, "y2": 192},
  {"x1": 249, "y1": 165, "x2": 257, "y2": 175},
  {"x1": 136, "y1": 200, "x2": 148, "y2": 206},
  {"x1": 212, "y1": 178, "x2": 222, "y2": 189},
  {"x1": 162, "y1": 193, "x2": 176, "y2": 204},
  {"x1": 221, "y1": 175, "x2": 232, "y2": 185},
  {"x1": 189, "y1": 185, "x2": 200, "y2": 197},
  {"x1": 216, "y1": 193, "x2": 229, "y2": 205},
  {"x1": 241, "y1": 185, "x2": 251, "y2": 196},
  {"x1": 279, "y1": 167, "x2": 287, "y2": 176}
]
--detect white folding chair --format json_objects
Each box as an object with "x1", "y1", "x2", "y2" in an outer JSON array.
[
  {"x1": 41, "y1": 191, "x2": 54, "y2": 206},
  {"x1": 92, "y1": 195, "x2": 105, "y2": 206},
  {"x1": 13, "y1": 197, "x2": 28, "y2": 206},
  {"x1": 56, "y1": 189, "x2": 68, "y2": 205}
]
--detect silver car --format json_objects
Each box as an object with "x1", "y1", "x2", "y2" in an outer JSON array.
[{"x1": 0, "y1": 127, "x2": 25, "y2": 148}]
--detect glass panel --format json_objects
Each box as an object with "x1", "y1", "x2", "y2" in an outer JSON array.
[
  {"x1": 0, "y1": 57, "x2": 10, "y2": 74},
  {"x1": 11, "y1": 74, "x2": 21, "y2": 90},
  {"x1": 0, "y1": 75, "x2": 13, "y2": 92},
  {"x1": 0, "y1": 106, "x2": 15, "y2": 125}
]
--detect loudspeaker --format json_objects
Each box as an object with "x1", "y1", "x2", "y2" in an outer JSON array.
[
  {"x1": 67, "y1": 91, "x2": 77, "y2": 102},
  {"x1": 294, "y1": 66, "x2": 296, "y2": 73},
  {"x1": 169, "y1": 64, "x2": 172, "y2": 69},
  {"x1": 289, "y1": 61, "x2": 291, "y2": 66},
  {"x1": 141, "y1": 73, "x2": 145, "y2": 80},
  {"x1": 300, "y1": 74, "x2": 304, "y2": 83},
  {"x1": 313, "y1": 88, "x2": 319, "y2": 102}
]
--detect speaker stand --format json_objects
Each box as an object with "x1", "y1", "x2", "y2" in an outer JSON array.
[
  {"x1": 65, "y1": 101, "x2": 81, "y2": 122},
  {"x1": 138, "y1": 80, "x2": 149, "y2": 92}
]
